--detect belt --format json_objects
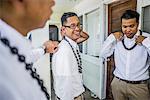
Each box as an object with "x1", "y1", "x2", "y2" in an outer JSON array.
[{"x1": 115, "y1": 76, "x2": 148, "y2": 84}]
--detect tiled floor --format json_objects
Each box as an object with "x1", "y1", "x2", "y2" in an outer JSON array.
[
  {"x1": 83, "y1": 88, "x2": 100, "y2": 100},
  {"x1": 51, "y1": 87, "x2": 100, "y2": 100}
]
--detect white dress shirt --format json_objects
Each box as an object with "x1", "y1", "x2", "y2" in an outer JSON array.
[
  {"x1": 0, "y1": 19, "x2": 46, "y2": 100},
  {"x1": 52, "y1": 36, "x2": 85, "y2": 100},
  {"x1": 100, "y1": 30, "x2": 150, "y2": 81}
]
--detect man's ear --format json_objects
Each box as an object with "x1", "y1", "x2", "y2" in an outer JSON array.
[{"x1": 61, "y1": 26, "x2": 66, "y2": 37}]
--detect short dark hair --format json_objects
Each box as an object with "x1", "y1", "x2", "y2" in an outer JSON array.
[
  {"x1": 61, "y1": 12, "x2": 78, "y2": 26},
  {"x1": 121, "y1": 10, "x2": 140, "y2": 23}
]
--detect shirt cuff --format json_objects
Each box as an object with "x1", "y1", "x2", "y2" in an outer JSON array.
[
  {"x1": 142, "y1": 37, "x2": 150, "y2": 48},
  {"x1": 40, "y1": 45, "x2": 46, "y2": 54}
]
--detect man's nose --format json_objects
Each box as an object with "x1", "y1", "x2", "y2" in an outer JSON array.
[
  {"x1": 126, "y1": 27, "x2": 131, "y2": 32},
  {"x1": 74, "y1": 26, "x2": 81, "y2": 31}
]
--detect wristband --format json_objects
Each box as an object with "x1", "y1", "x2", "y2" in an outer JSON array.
[{"x1": 41, "y1": 45, "x2": 46, "y2": 54}]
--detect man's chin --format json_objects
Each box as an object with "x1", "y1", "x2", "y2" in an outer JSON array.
[{"x1": 126, "y1": 35, "x2": 134, "y2": 39}]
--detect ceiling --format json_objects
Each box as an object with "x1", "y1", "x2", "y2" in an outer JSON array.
[
  {"x1": 53, "y1": 0, "x2": 82, "y2": 13},
  {"x1": 50, "y1": 0, "x2": 82, "y2": 23}
]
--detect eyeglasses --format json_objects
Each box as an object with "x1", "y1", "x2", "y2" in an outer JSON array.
[{"x1": 64, "y1": 24, "x2": 81, "y2": 30}]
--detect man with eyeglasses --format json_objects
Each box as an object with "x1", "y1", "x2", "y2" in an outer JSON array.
[{"x1": 52, "y1": 12, "x2": 89, "y2": 100}]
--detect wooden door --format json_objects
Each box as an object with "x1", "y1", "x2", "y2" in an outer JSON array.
[{"x1": 107, "y1": 0, "x2": 137, "y2": 100}]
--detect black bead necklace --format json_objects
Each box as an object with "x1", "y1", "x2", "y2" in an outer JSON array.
[
  {"x1": 0, "y1": 36, "x2": 50, "y2": 100},
  {"x1": 64, "y1": 37, "x2": 82, "y2": 73},
  {"x1": 122, "y1": 39, "x2": 137, "y2": 50},
  {"x1": 121, "y1": 30, "x2": 142, "y2": 50}
]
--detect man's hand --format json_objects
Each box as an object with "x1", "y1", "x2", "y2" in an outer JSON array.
[
  {"x1": 43, "y1": 40, "x2": 59, "y2": 53},
  {"x1": 135, "y1": 35, "x2": 146, "y2": 45},
  {"x1": 113, "y1": 32, "x2": 123, "y2": 41},
  {"x1": 76, "y1": 31, "x2": 89, "y2": 43}
]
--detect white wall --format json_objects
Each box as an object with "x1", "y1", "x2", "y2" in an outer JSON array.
[{"x1": 74, "y1": 0, "x2": 101, "y2": 16}]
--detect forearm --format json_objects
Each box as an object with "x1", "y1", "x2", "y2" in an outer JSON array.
[
  {"x1": 100, "y1": 34, "x2": 116, "y2": 59},
  {"x1": 81, "y1": 31, "x2": 89, "y2": 38},
  {"x1": 76, "y1": 31, "x2": 89, "y2": 43}
]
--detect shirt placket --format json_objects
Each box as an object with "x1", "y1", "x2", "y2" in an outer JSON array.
[
  {"x1": 126, "y1": 51, "x2": 131, "y2": 79},
  {"x1": 125, "y1": 40, "x2": 133, "y2": 79}
]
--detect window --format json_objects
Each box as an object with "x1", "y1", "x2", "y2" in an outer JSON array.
[
  {"x1": 142, "y1": 5, "x2": 150, "y2": 33},
  {"x1": 85, "y1": 9, "x2": 100, "y2": 57}
]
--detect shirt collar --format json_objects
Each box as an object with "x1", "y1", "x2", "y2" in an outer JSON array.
[
  {"x1": 64, "y1": 36, "x2": 78, "y2": 49},
  {"x1": 0, "y1": 19, "x2": 32, "y2": 62},
  {"x1": 135, "y1": 30, "x2": 141, "y2": 36}
]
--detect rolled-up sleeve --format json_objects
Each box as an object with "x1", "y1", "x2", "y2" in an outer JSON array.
[{"x1": 30, "y1": 47, "x2": 45, "y2": 63}]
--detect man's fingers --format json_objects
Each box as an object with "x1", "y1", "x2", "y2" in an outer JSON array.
[
  {"x1": 53, "y1": 41, "x2": 59, "y2": 45},
  {"x1": 49, "y1": 44, "x2": 58, "y2": 53},
  {"x1": 135, "y1": 35, "x2": 146, "y2": 45},
  {"x1": 52, "y1": 47, "x2": 58, "y2": 53},
  {"x1": 113, "y1": 32, "x2": 123, "y2": 40},
  {"x1": 44, "y1": 40, "x2": 59, "y2": 53}
]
